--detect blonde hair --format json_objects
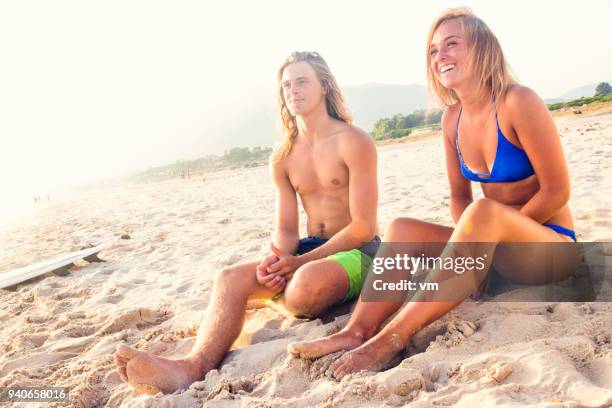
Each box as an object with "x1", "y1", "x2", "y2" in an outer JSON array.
[
  {"x1": 426, "y1": 8, "x2": 515, "y2": 107},
  {"x1": 272, "y1": 51, "x2": 352, "y2": 163}
]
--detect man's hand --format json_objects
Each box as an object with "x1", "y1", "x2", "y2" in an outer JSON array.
[
  {"x1": 256, "y1": 254, "x2": 286, "y2": 293},
  {"x1": 266, "y1": 243, "x2": 305, "y2": 276}
]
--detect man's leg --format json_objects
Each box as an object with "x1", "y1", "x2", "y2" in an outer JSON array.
[
  {"x1": 289, "y1": 218, "x2": 453, "y2": 359},
  {"x1": 281, "y1": 258, "x2": 351, "y2": 317},
  {"x1": 114, "y1": 261, "x2": 277, "y2": 394}
]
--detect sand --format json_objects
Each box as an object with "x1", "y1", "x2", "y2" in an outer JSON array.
[{"x1": 0, "y1": 111, "x2": 611, "y2": 407}]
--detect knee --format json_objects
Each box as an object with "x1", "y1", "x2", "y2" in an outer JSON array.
[
  {"x1": 454, "y1": 198, "x2": 504, "y2": 239},
  {"x1": 461, "y1": 198, "x2": 501, "y2": 224},
  {"x1": 386, "y1": 217, "x2": 421, "y2": 241},
  {"x1": 283, "y1": 264, "x2": 326, "y2": 317},
  {"x1": 216, "y1": 265, "x2": 248, "y2": 288}
]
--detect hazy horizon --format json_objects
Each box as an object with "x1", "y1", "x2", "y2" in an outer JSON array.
[{"x1": 2, "y1": 0, "x2": 612, "y2": 213}]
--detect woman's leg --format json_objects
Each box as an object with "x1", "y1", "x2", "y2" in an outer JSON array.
[
  {"x1": 288, "y1": 218, "x2": 453, "y2": 359},
  {"x1": 330, "y1": 198, "x2": 580, "y2": 378}
]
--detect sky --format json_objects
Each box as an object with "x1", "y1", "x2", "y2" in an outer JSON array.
[{"x1": 1, "y1": 0, "x2": 611, "y2": 211}]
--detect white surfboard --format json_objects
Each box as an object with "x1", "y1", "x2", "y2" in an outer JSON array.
[{"x1": 0, "y1": 240, "x2": 113, "y2": 289}]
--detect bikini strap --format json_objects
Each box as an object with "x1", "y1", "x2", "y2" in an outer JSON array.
[
  {"x1": 455, "y1": 106, "x2": 463, "y2": 143},
  {"x1": 454, "y1": 106, "x2": 466, "y2": 165},
  {"x1": 492, "y1": 97, "x2": 500, "y2": 128}
]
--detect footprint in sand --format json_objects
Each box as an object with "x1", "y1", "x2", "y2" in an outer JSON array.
[
  {"x1": 206, "y1": 377, "x2": 260, "y2": 401},
  {"x1": 67, "y1": 311, "x2": 87, "y2": 319},
  {"x1": 63, "y1": 323, "x2": 97, "y2": 338},
  {"x1": 152, "y1": 232, "x2": 168, "y2": 242},
  {"x1": 51, "y1": 288, "x2": 91, "y2": 301},
  {"x1": 241, "y1": 228, "x2": 260, "y2": 237},
  {"x1": 51, "y1": 336, "x2": 98, "y2": 354},
  {"x1": 457, "y1": 357, "x2": 514, "y2": 384},
  {"x1": 546, "y1": 303, "x2": 588, "y2": 321},
  {"x1": 99, "y1": 294, "x2": 124, "y2": 304},
  {"x1": 14, "y1": 334, "x2": 49, "y2": 351},
  {"x1": 430, "y1": 385, "x2": 465, "y2": 406},
  {"x1": 437, "y1": 319, "x2": 478, "y2": 348},
  {"x1": 26, "y1": 314, "x2": 52, "y2": 324},
  {"x1": 97, "y1": 307, "x2": 171, "y2": 335},
  {"x1": 0, "y1": 351, "x2": 78, "y2": 378},
  {"x1": 375, "y1": 367, "x2": 425, "y2": 397},
  {"x1": 172, "y1": 282, "x2": 194, "y2": 293}
]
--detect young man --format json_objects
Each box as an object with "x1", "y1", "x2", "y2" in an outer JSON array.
[{"x1": 113, "y1": 51, "x2": 379, "y2": 394}]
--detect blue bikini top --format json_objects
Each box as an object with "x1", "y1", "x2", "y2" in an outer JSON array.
[{"x1": 455, "y1": 106, "x2": 535, "y2": 183}]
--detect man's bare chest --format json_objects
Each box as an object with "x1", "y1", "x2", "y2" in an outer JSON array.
[{"x1": 286, "y1": 154, "x2": 349, "y2": 195}]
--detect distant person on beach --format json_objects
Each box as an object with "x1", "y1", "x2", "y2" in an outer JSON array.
[
  {"x1": 289, "y1": 8, "x2": 580, "y2": 378},
  {"x1": 114, "y1": 51, "x2": 380, "y2": 393}
]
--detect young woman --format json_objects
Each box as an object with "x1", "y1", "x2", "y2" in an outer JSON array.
[{"x1": 288, "y1": 8, "x2": 580, "y2": 378}]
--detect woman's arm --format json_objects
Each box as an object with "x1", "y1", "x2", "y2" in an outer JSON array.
[{"x1": 505, "y1": 86, "x2": 571, "y2": 222}]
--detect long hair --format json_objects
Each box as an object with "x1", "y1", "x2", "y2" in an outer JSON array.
[
  {"x1": 426, "y1": 8, "x2": 515, "y2": 107},
  {"x1": 271, "y1": 51, "x2": 352, "y2": 163}
]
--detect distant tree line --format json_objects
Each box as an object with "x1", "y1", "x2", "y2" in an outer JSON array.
[
  {"x1": 222, "y1": 146, "x2": 271, "y2": 164},
  {"x1": 371, "y1": 109, "x2": 443, "y2": 140},
  {"x1": 132, "y1": 146, "x2": 272, "y2": 182},
  {"x1": 548, "y1": 81, "x2": 612, "y2": 111}
]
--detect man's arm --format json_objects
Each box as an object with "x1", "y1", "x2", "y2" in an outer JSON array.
[
  {"x1": 255, "y1": 158, "x2": 300, "y2": 292},
  {"x1": 297, "y1": 128, "x2": 377, "y2": 264},
  {"x1": 270, "y1": 158, "x2": 300, "y2": 254}
]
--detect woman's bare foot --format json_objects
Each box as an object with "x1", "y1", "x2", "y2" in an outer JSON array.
[
  {"x1": 114, "y1": 344, "x2": 205, "y2": 395},
  {"x1": 329, "y1": 332, "x2": 407, "y2": 379},
  {"x1": 288, "y1": 329, "x2": 366, "y2": 359}
]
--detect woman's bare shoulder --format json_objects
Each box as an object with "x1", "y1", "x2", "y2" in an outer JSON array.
[{"x1": 441, "y1": 104, "x2": 462, "y2": 141}]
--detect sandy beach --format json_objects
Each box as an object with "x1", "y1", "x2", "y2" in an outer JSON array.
[{"x1": 1, "y1": 110, "x2": 611, "y2": 407}]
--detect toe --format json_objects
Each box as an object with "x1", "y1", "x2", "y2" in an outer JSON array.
[
  {"x1": 288, "y1": 342, "x2": 306, "y2": 356},
  {"x1": 333, "y1": 364, "x2": 347, "y2": 380},
  {"x1": 116, "y1": 366, "x2": 128, "y2": 382},
  {"x1": 329, "y1": 356, "x2": 344, "y2": 372},
  {"x1": 287, "y1": 343, "x2": 298, "y2": 355},
  {"x1": 116, "y1": 344, "x2": 139, "y2": 359},
  {"x1": 114, "y1": 353, "x2": 126, "y2": 366}
]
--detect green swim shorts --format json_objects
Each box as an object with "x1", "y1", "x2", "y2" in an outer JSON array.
[
  {"x1": 268, "y1": 236, "x2": 380, "y2": 303},
  {"x1": 328, "y1": 249, "x2": 373, "y2": 302}
]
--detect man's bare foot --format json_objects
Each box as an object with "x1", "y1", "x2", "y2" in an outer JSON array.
[
  {"x1": 288, "y1": 329, "x2": 366, "y2": 359},
  {"x1": 114, "y1": 344, "x2": 204, "y2": 395},
  {"x1": 329, "y1": 332, "x2": 406, "y2": 379}
]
